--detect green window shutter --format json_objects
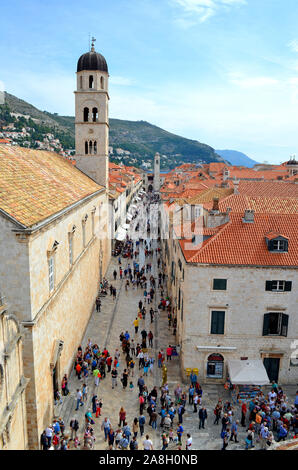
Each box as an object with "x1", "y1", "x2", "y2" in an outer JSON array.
[
  {"x1": 281, "y1": 314, "x2": 289, "y2": 337},
  {"x1": 265, "y1": 281, "x2": 272, "y2": 291},
  {"x1": 263, "y1": 313, "x2": 270, "y2": 336},
  {"x1": 284, "y1": 282, "x2": 292, "y2": 292},
  {"x1": 211, "y1": 311, "x2": 225, "y2": 334},
  {"x1": 213, "y1": 279, "x2": 227, "y2": 290}
]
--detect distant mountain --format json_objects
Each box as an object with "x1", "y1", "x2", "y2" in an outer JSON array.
[
  {"x1": 1, "y1": 92, "x2": 227, "y2": 170},
  {"x1": 216, "y1": 149, "x2": 258, "y2": 168}
]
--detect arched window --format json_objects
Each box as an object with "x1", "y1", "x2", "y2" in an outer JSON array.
[
  {"x1": 100, "y1": 76, "x2": 104, "y2": 89},
  {"x1": 80, "y1": 76, "x2": 83, "y2": 89},
  {"x1": 83, "y1": 107, "x2": 89, "y2": 122},
  {"x1": 89, "y1": 141, "x2": 93, "y2": 154},
  {"x1": 207, "y1": 353, "x2": 224, "y2": 378},
  {"x1": 89, "y1": 75, "x2": 94, "y2": 89},
  {"x1": 92, "y1": 107, "x2": 98, "y2": 122},
  {"x1": 85, "y1": 142, "x2": 88, "y2": 155},
  {"x1": 93, "y1": 141, "x2": 97, "y2": 154}
]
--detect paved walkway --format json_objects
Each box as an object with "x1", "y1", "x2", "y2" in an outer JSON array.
[{"x1": 52, "y1": 201, "x2": 298, "y2": 451}]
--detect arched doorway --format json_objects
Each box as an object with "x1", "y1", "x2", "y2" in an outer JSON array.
[
  {"x1": 206, "y1": 353, "x2": 224, "y2": 379},
  {"x1": 148, "y1": 184, "x2": 153, "y2": 192}
]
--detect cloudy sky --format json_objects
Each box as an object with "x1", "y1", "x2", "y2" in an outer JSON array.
[{"x1": 1, "y1": 0, "x2": 298, "y2": 163}]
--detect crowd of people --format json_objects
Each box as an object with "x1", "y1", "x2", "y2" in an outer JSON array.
[{"x1": 40, "y1": 192, "x2": 298, "y2": 451}]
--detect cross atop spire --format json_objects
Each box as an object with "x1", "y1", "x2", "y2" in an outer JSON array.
[{"x1": 91, "y1": 36, "x2": 96, "y2": 52}]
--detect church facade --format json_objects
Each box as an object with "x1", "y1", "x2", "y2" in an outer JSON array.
[{"x1": 0, "y1": 44, "x2": 111, "y2": 449}]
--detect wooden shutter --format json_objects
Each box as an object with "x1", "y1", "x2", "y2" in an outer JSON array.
[
  {"x1": 211, "y1": 311, "x2": 225, "y2": 334},
  {"x1": 265, "y1": 281, "x2": 272, "y2": 291},
  {"x1": 281, "y1": 314, "x2": 289, "y2": 337},
  {"x1": 284, "y1": 282, "x2": 292, "y2": 292},
  {"x1": 263, "y1": 313, "x2": 270, "y2": 336}
]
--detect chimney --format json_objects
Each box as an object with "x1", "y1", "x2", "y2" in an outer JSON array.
[
  {"x1": 212, "y1": 197, "x2": 219, "y2": 211},
  {"x1": 242, "y1": 209, "x2": 254, "y2": 223},
  {"x1": 206, "y1": 207, "x2": 230, "y2": 228},
  {"x1": 233, "y1": 178, "x2": 240, "y2": 195}
]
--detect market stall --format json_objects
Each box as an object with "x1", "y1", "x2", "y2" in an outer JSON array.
[{"x1": 227, "y1": 359, "x2": 270, "y2": 404}]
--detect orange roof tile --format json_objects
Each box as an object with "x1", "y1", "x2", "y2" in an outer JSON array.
[
  {"x1": 180, "y1": 213, "x2": 298, "y2": 266},
  {"x1": 0, "y1": 145, "x2": 102, "y2": 228}
]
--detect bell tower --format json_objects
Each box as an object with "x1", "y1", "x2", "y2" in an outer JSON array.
[
  {"x1": 153, "y1": 152, "x2": 160, "y2": 192},
  {"x1": 75, "y1": 38, "x2": 109, "y2": 188}
]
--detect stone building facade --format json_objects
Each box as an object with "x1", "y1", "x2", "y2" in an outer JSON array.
[
  {"x1": 0, "y1": 298, "x2": 29, "y2": 450},
  {"x1": 161, "y1": 202, "x2": 298, "y2": 386}
]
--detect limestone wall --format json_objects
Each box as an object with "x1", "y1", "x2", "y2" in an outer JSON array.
[
  {"x1": 0, "y1": 308, "x2": 28, "y2": 450},
  {"x1": 179, "y1": 263, "x2": 298, "y2": 384}
]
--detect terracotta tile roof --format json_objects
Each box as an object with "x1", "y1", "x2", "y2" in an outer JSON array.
[
  {"x1": 237, "y1": 180, "x2": 298, "y2": 198},
  {"x1": 0, "y1": 144, "x2": 102, "y2": 228},
  {"x1": 203, "y1": 194, "x2": 298, "y2": 214},
  {"x1": 180, "y1": 212, "x2": 298, "y2": 266},
  {"x1": 175, "y1": 187, "x2": 234, "y2": 206}
]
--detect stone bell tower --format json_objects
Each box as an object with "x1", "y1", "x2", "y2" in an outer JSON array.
[
  {"x1": 75, "y1": 38, "x2": 109, "y2": 188},
  {"x1": 153, "y1": 152, "x2": 160, "y2": 192}
]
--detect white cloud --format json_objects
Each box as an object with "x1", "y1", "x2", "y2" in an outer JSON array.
[
  {"x1": 228, "y1": 73, "x2": 279, "y2": 88},
  {"x1": 171, "y1": 0, "x2": 246, "y2": 25},
  {"x1": 288, "y1": 39, "x2": 298, "y2": 53}
]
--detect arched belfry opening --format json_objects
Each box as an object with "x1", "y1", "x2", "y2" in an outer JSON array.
[
  {"x1": 89, "y1": 75, "x2": 94, "y2": 89},
  {"x1": 100, "y1": 76, "x2": 104, "y2": 89},
  {"x1": 83, "y1": 107, "x2": 89, "y2": 122},
  {"x1": 92, "y1": 107, "x2": 98, "y2": 122}
]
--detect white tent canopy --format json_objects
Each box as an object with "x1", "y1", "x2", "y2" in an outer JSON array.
[
  {"x1": 227, "y1": 360, "x2": 270, "y2": 386},
  {"x1": 122, "y1": 223, "x2": 130, "y2": 230},
  {"x1": 115, "y1": 227, "x2": 127, "y2": 241},
  {"x1": 126, "y1": 213, "x2": 133, "y2": 221}
]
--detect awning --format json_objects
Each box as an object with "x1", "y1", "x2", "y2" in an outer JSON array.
[
  {"x1": 122, "y1": 223, "x2": 130, "y2": 230},
  {"x1": 227, "y1": 359, "x2": 270, "y2": 386},
  {"x1": 126, "y1": 213, "x2": 133, "y2": 221},
  {"x1": 130, "y1": 204, "x2": 137, "y2": 210},
  {"x1": 115, "y1": 227, "x2": 127, "y2": 241}
]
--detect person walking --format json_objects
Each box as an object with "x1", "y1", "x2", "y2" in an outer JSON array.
[
  {"x1": 199, "y1": 407, "x2": 208, "y2": 429},
  {"x1": 139, "y1": 414, "x2": 146, "y2": 436},
  {"x1": 143, "y1": 434, "x2": 153, "y2": 450},
  {"x1": 133, "y1": 317, "x2": 139, "y2": 334},
  {"x1": 119, "y1": 407, "x2": 127, "y2": 427},
  {"x1": 96, "y1": 297, "x2": 101, "y2": 312},
  {"x1": 245, "y1": 429, "x2": 255, "y2": 449},
  {"x1": 241, "y1": 401, "x2": 247, "y2": 427},
  {"x1": 230, "y1": 420, "x2": 239, "y2": 443},
  {"x1": 69, "y1": 418, "x2": 79, "y2": 441},
  {"x1": 101, "y1": 417, "x2": 111, "y2": 442},
  {"x1": 122, "y1": 369, "x2": 129, "y2": 389},
  {"x1": 221, "y1": 427, "x2": 230, "y2": 450},
  {"x1": 132, "y1": 417, "x2": 139, "y2": 438},
  {"x1": 111, "y1": 367, "x2": 118, "y2": 389},
  {"x1": 75, "y1": 389, "x2": 84, "y2": 411}
]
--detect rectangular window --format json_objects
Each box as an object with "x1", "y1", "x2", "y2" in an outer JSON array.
[
  {"x1": 263, "y1": 312, "x2": 288, "y2": 337},
  {"x1": 48, "y1": 256, "x2": 55, "y2": 292},
  {"x1": 273, "y1": 240, "x2": 285, "y2": 251},
  {"x1": 210, "y1": 311, "x2": 225, "y2": 335},
  {"x1": 213, "y1": 279, "x2": 227, "y2": 290},
  {"x1": 265, "y1": 281, "x2": 292, "y2": 292}
]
